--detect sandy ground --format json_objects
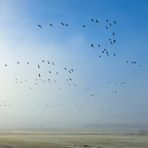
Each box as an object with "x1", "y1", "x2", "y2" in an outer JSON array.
[{"x1": 0, "y1": 131, "x2": 148, "y2": 148}]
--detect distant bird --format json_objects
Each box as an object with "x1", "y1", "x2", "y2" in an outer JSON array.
[
  {"x1": 73, "y1": 84, "x2": 77, "y2": 87},
  {"x1": 91, "y1": 18, "x2": 94, "y2": 22},
  {"x1": 39, "y1": 73, "x2": 41, "y2": 77},
  {"x1": 112, "y1": 32, "x2": 115, "y2": 36},
  {"x1": 82, "y1": 25, "x2": 86, "y2": 28},
  {"x1": 65, "y1": 23, "x2": 69, "y2": 27},
  {"x1": 113, "y1": 53, "x2": 116, "y2": 56},
  {"x1": 106, "y1": 26, "x2": 109, "y2": 29},
  {"x1": 37, "y1": 24, "x2": 42, "y2": 28},
  {"x1": 64, "y1": 67, "x2": 67, "y2": 70},
  {"x1": 17, "y1": 62, "x2": 20, "y2": 64},
  {"x1": 113, "y1": 21, "x2": 116, "y2": 24},
  {"x1": 106, "y1": 19, "x2": 109, "y2": 23},
  {"x1": 71, "y1": 69, "x2": 74, "y2": 72},
  {"x1": 113, "y1": 39, "x2": 116, "y2": 43},
  {"x1": 52, "y1": 62, "x2": 54, "y2": 65},
  {"x1": 98, "y1": 44, "x2": 101, "y2": 47},
  {"x1": 61, "y1": 22, "x2": 64, "y2": 26},
  {"x1": 47, "y1": 61, "x2": 50, "y2": 64},
  {"x1": 49, "y1": 24, "x2": 53, "y2": 27},
  {"x1": 91, "y1": 44, "x2": 94, "y2": 48},
  {"x1": 42, "y1": 60, "x2": 44, "y2": 63},
  {"x1": 38, "y1": 64, "x2": 40, "y2": 68},
  {"x1": 96, "y1": 19, "x2": 99, "y2": 23},
  {"x1": 27, "y1": 62, "x2": 29, "y2": 65},
  {"x1": 49, "y1": 70, "x2": 51, "y2": 73},
  {"x1": 4, "y1": 64, "x2": 7, "y2": 67},
  {"x1": 99, "y1": 55, "x2": 101, "y2": 58}
]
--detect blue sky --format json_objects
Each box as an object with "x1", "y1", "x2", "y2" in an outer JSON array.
[{"x1": 0, "y1": 0, "x2": 148, "y2": 129}]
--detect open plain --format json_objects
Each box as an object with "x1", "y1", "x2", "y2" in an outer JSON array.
[{"x1": 0, "y1": 130, "x2": 148, "y2": 148}]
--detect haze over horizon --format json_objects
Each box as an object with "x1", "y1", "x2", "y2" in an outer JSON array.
[{"x1": 0, "y1": 0, "x2": 148, "y2": 130}]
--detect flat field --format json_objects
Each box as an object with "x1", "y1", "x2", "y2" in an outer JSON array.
[{"x1": 0, "y1": 131, "x2": 147, "y2": 148}]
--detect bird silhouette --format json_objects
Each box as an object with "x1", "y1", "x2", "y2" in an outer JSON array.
[
  {"x1": 91, "y1": 44, "x2": 94, "y2": 48},
  {"x1": 65, "y1": 23, "x2": 69, "y2": 27},
  {"x1": 112, "y1": 32, "x2": 115, "y2": 36},
  {"x1": 113, "y1": 21, "x2": 116, "y2": 24},
  {"x1": 37, "y1": 24, "x2": 42, "y2": 28},
  {"x1": 52, "y1": 62, "x2": 54, "y2": 65},
  {"x1": 61, "y1": 22, "x2": 64, "y2": 26},
  {"x1": 49, "y1": 24, "x2": 53, "y2": 27},
  {"x1": 98, "y1": 44, "x2": 101, "y2": 47}
]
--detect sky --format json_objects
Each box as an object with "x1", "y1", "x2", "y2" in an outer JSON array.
[{"x1": 0, "y1": 0, "x2": 148, "y2": 129}]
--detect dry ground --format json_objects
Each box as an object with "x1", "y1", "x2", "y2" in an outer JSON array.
[{"x1": 0, "y1": 131, "x2": 147, "y2": 148}]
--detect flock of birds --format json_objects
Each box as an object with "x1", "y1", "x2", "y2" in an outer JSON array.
[
  {"x1": 0, "y1": 17, "x2": 145, "y2": 123},
  {"x1": 0, "y1": 99, "x2": 11, "y2": 107},
  {"x1": 37, "y1": 18, "x2": 143, "y2": 68},
  {"x1": 5, "y1": 59, "x2": 77, "y2": 90}
]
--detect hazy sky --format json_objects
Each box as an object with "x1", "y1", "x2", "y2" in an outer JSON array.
[{"x1": 0, "y1": 0, "x2": 148, "y2": 129}]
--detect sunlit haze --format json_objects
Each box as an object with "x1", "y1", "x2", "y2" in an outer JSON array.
[{"x1": 0, "y1": 0, "x2": 148, "y2": 130}]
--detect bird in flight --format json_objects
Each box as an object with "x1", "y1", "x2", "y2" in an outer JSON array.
[
  {"x1": 65, "y1": 23, "x2": 69, "y2": 27},
  {"x1": 49, "y1": 24, "x2": 53, "y2": 27},
  {"x1": 61, "y1": 22, "x2": 64, "y2": 26},
  {"x1": 37, "y1": 24, "x2": 42, "y2": 28},
  {"x1": 91, "y1": 44, "x2": 94, "y2": 48},
  {"x1": 82, "y1": 25, "x2": 86, "y2": 28}
]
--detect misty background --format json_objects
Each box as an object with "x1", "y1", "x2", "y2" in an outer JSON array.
[{"x1": 0, "y1": 0, "x2": 148, "y2": 130}]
